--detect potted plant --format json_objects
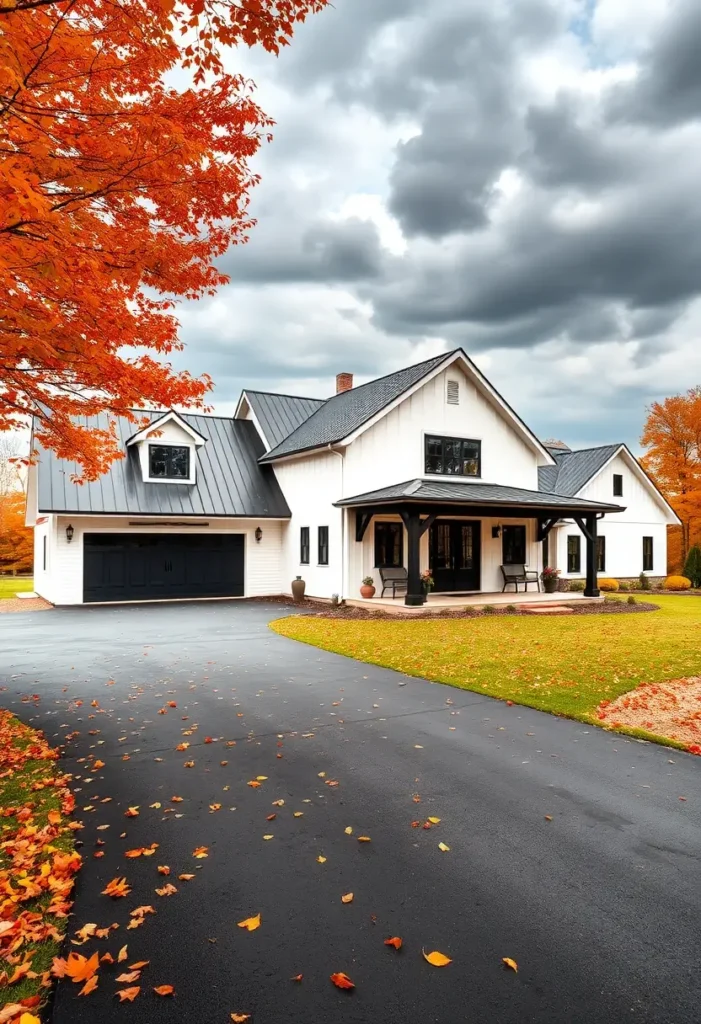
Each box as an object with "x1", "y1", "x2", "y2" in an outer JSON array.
[
  {"x1": 360, "y1": 576, "x2": 376, "y2": 599},
  {"x1": 541, "y1": 566, "x2": 561, "y2": 594},
  {"x1": 420, "y1": 568, "x2": 434, "y2": 599}
]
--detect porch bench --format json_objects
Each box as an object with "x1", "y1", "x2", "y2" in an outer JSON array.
[
  {"x1": 500, "y1": 564, "x2": 540, "y2": 592},
  {"x1": 379, "y1": 567, "x2": 408, "y2": 598}
]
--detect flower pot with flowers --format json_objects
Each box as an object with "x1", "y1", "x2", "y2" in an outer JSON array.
[
  {"x1": 541, "y1": 566, "x2": 561, "y2": 594},
  {"x1": 360, "y1": 576, "x2": 376, "y2": 599},
  {"x1": 420, "y1": 569, "x2": 435, "y2": 600}
]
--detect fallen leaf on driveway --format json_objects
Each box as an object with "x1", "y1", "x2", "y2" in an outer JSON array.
[
  {"x1": 438, "y1": 842, "x2": 450, "y2": 852},
  {"x1": 330, "y1": 972, "x2": 355, "y2": 990},
  {"x1": 422, "y1": 949, "x2": 452, "y2": 967},
  {"x1": 247, "y1": 780, "x2": 261, "y2": 788},
  {"x1": 357, "y1": 836, "x2": 371, "y2": 843},
  {"x1": 262, "y1": 835, "x2": 274, "y2": 840},
  {"x1": 157, "y1": 866, "x2": 170, "y2": 875},
  {"x1": 293, "y1": 811, "x2": 304, "y2": 817},
  {"x1": 344, "y1": 826, "x2": 353, "y2": 835},
  {"x1": 428, "y1": 817, "x2": 441, "y2": 824},
  {"x1": 230, "y1": 1015, "x2": 250, "y2": 1022},
  {"x1": 192, "y1": 846, "x2": 208, "y2": 858},
  {"x1": 178, "y1": 873, "x2": 195, "y2": 881},
  {"x1": 78, "y1": 975, "x2": 99, "y2": 996},
  {"x1": 154, "y1": 985, "x2": 174, "y2": 996},
  {"x1": 117, "y1": 945, "x2": 128, "y2": 962},
  {"x1": 290, "y1": 974, "x2": 303, "y2": 982},
  {"x1": 129, "y1": 961, "x2": 149, "y2": 970},
  {"x1": 544, "y1": 815, "x2": 553, "y2": 821},
  {"x1": 341, "y1": 892, "x2": 354, "y2": 903},
  {"x1": 237, "y1": 913, "x2": 261, "y2": 931},
  {"x1": 116, "y1": 971, "x2": 141, "y2": 984},
  {"x1": 155, "y1": 884, "x2": 177, "y2": 896},
  {"x1": 102, "y1": 878, "x2": 131, "y2": 898},
  {"x1": 171, "y1": 796, "x2": 183, "y2": 803},
  {"x1": 384, "y1": 937, "x2": 402, "y2": 950},
  {"x1": 124, "y1": 807, "x2": 139, "y2": 818},
  {"x1": 272, "y1": 799, "x2": 284, "y2": 806},
  {"x1": 115, "y1": 986, "x2": 140, "y2": 1002},
  {"x1": 317, "y1": 856, "x2": 327, "y2": 863},
  {"x1": 502, "y1": 957, "x2": 518, "y2": 972}
]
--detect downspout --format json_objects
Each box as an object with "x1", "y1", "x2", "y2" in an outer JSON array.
[{"x1": 328, "y1": 445, "x2": 346, "y2": 600}]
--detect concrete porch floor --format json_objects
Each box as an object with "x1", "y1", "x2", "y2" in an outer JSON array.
[{"x1": 347, "y1": 589, "x2": 604, "y2": 613}]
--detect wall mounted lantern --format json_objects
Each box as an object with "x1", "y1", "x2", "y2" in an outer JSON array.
[
  {"x1": 491, "y1": 525, "x2": 501, "y2": 539},
  {"x1": 66, "y1": 524, "x2": 75, "y2": 543},
  {"x1": 255, "y1": 527, "x2": 263, "y2": 543}
]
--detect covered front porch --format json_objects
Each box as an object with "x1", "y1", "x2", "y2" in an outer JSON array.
[
  {"x1": 347, "y1": 589, "x2": 602, "y2": 613},
  {"x1": 336, "y1": 478, "x2": 625, "y2": 606}
]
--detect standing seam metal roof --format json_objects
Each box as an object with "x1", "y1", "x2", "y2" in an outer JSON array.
[
  {"x1": 36, "y1": 411, "x2": 291, "y2": 517},
  {"x1": 537, "y1": 444, "x2": 622, "y2": 496},
  {"x1": 243, "y1": 391, "x2": 325, "y2": 449}
]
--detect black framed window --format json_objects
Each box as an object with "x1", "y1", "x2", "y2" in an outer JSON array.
[
  {"x1": 567, "y1": 535, "x2": 581, "y2": 574},
  {"x1": 149, "y1": 445, "x2": 190, "y2": 480},
  {"x1": 596, "y1": 535, "x2": 606, "y2": 572},
  {"x1": 318, "y1": 526, "x2": 329, "y2": 565},
  {"x1": 300, "y1": 526, "x2": 310, "y2": 565},
  {"x1": 502, "y1": 525, "x2": 526, "y2": 565},
  {"x1": 42, "y1": 535, "x2": 47, "y2": 571},
  {"x1": 613, "y1": 473, "x2": 623, "y2": 497},
  {"x1": 374, "y1": 522, "x2": 403, "y2": 568},
  {"x1": 642, "y1": 536, "x2": 653, "y2": 572},
  {"x1": 425, "y1": 435, "x2": 481, "y2": 477}
]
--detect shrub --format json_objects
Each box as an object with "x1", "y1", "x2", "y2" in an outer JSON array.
[
  {"x1": 627, "y1": 595, "x2": 637, "y2": 605},
  {"x1": 639, "y1": 572, "x2": 649, "y2": 590},
  {"x1": 598, "y1": 578, "x2": 620, "y2": 592},
  {"x1": 664, "y1": 575, "x2": 692, "y2": 591},
  {"x1": 683, "y1": 545, "x2": 701, "y2": 588},
  {"x1": 618, "y1": 581, "x2": 630, "y2": 592},
  {"x1": 481, "y1": 604, "x2": 497, "y2": 614},
  {"x1": 505, "y1": 604, "x2": 517, "y2": 613},
  {"x1": 568, "y1": 579, "x2": 586, "y2": 592},
  {"x1": 604, "y1": 594, "x2": 621, "y2": 603}
]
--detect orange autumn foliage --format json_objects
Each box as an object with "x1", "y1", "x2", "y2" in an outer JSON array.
[
  {"x1": 0, "y1": 0, "x2": 329, "y2": 480},
  {"x1": 641, "y1": 388, "x2": 701, "y2": 566},
  {"x1": 0, "y1": 491, "x2": 33, "y2": 573}
]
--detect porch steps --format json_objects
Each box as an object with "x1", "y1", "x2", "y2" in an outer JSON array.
[{"x1": 521, "y1": 604, "x2": 574, "y2": 615}]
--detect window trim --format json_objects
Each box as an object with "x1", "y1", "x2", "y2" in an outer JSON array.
[
  {"x1": 424, "y1": 433, "x2": 482, "y2": 478},
  {"x1": 613, "y1": 473, "x2": 623, "y2": 497},
  {"x1": 318, "y1": 525, "x2": 329, "y2": 566},
  {"x1": 300, "y1": 526, "x2": 310, "y2": 565},
  {"x1": 146, "y1": 443, "x2": 193, "y2": 483},
  {"x1": 42, "y1": 534, "x2": 47, "y2": 572},
  {"x1": 374, "y1": 521, "x2": 404, "y2": 569},
  {"x1": 642, "y1": 535, "x2": 653, "y2": 573},
  {"x1": 596, "y1": 535, "x2": 606, "y2": 573},
  {"x1": 567, "y1": 534, "x2": 581, "y2": 574}
]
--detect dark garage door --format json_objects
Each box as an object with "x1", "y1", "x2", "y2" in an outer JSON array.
[{"x1": 83, "y1": 533, "x2": 244, "y2": 603}]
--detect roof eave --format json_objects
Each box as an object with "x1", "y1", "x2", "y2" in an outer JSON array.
[{"x1": 334, "y1": 493, "x2": 626, "y2": 513}]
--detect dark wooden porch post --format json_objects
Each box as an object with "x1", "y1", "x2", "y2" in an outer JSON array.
[
  {"x1": 583, "y1": 514, "x2": 600, "y2": 598},
  {"x1": 403, "y1": 511, "x2": 424, "y2": 606}
]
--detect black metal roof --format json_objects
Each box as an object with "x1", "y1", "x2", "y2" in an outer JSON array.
[
  {"x1": 538, "y1": 444, "x2": 621, "y2": 496},
  {"x1": 243, "y1": 391, "x2": 324, "y2": 449},
  {"x1": 260, "y1": 351, "x2": 457, "y2": 462},
  {"x1": 335, "y1": 478, "x2": 625, "y2": 513},
  {"x1": 36, "y1": 412, "x2": 291, "y2": 518}
]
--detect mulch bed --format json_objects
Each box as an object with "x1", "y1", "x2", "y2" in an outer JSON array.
[
  {"x1": 0, "y1": 598, "x2": 53, "y2": 614},
  {"x1": 597, "y1": 677, "x2": 701, "y2": 752},
  {"x1": 256, "y1": 595, "x2": 660, "y2": 620}
]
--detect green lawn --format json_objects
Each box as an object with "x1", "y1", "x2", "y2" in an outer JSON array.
[
  {"x1": 271, "y1": 597, "x2": 701, "y2": 729},
  {"x1": 0, "y1": 577, "x2": 33, "y2": 599}
]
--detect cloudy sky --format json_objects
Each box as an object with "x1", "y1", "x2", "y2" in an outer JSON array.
[{"x1": 174, "y1": 0, "x2": 701, "y2": 452}]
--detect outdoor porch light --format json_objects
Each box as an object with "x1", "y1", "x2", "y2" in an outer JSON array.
[
  {"x1": 255, "y1": 526, "x2": 263, "y2": 543},
  {"x1": 491, "y1": 525, "x2": 501, "y2": 539},
  {"x1": 66, "y1": 524, "x2": 75, "y2": 543}
]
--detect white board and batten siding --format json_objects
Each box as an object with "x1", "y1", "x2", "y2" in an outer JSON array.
[
  {"x1": 551, "y1": 450, "x2": 672, "y2": 580},
  {"x1": 35, "y1": 516, "x2": 284, "y2": 605},
  {"x1": 343, "y1": 365, "x2": 543, "y2": 497}
]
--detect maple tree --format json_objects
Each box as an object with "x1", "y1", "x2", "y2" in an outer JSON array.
[
  {"x1": 1, "y1": 0, "x2": 328, "y2": 480},
  {"x1": 641, "y1": 388, "x2": 701, "y2": 565},
  {"x1": 0, "y1": 491, "x2": 33, "y2": 573}
]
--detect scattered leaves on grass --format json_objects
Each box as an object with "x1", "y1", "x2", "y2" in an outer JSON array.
[
  {"x1": 330, "y1": 972, "x2": 355, "y2": 990},
  {"x1": 422, "y1": 949, "x2": 452, "y2": 967},
  {"x1": 502, "y1": 957, "x2": 518, "y2": 972},
  {"x1": 237, "y1": 914, "x2": 261, "y2": 931}
]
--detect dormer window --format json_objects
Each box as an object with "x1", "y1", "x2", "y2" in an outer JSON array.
[{"x1": 149, "y1": 445, "x2": 190, "y2": 480}]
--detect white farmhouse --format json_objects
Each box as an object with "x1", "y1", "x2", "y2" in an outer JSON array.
[{"x1": 27, "y1": 349, "x2": 678, "y2": 606}]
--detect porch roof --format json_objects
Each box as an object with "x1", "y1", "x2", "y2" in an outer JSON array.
[{"x1": 334, "y1": 478, "x2": 625, "y2": 515}]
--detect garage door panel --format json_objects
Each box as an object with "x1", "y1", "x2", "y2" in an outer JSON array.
[{"x1": 84, "y1": 534, "x2": 244, "y2": 602}]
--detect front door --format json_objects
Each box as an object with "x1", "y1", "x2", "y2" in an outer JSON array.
[{"x1": 429, "y1": 520, "x2": 480, "y2": 592}]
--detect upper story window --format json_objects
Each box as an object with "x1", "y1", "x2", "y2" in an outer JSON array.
[
  {"x1": 425, "y1": 435, "x2": 481, "y2": 477},
  {"x1": 149, "y1": 445, "x2": 190, "y2": 480},
  {"x1": 613, "y1": 473, "x2": 623, "y2": 497}
]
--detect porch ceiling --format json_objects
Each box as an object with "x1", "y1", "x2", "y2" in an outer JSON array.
[{"x1": 334, "y1": 478, "x2": 625, "y2": 516}]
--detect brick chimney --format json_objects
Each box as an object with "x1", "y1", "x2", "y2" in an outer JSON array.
[{"x1": 336, "y1": 372, "x2": 354, "y2": 394}]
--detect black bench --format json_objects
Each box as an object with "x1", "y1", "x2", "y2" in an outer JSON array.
[
  {"x1": 379, "y1": 567, "x2": 408, "y2": 598},
  {"x1": 500, "y1": 564, "x2": 540, "y2": 592}
]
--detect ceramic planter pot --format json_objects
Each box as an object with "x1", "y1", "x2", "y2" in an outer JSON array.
[
  {"x1": 360, "y1": 584, "x2": 376, "y2": 599},
  {"x1": 291, "y1": 576, "x2": 306, "y2": 603},
  {"x1": 543, "y1": 577, "x2": 558, "y2": 594}
]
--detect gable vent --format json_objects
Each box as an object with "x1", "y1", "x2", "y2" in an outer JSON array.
[{"x1": 446, "y1": 379, "x2": 460, "y2": 405}]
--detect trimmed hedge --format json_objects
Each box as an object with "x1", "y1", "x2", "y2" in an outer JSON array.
[
  {"x1": 664, "y1": 575, "x2": 692, "y2": 591},
  {"x1": 598, "y1": 578, "x2": 620, "y2": 592}
]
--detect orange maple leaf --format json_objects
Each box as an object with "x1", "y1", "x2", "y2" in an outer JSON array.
[
  {"x1": 154, "y1": 985, "x2": 174, "y2": 996},
  {"x1": 330, "y1": 972, "x2": 355, "y2": 990},
  {"x1": 102, "y1": 878, "x2": 131, "y2": 898},
  {"x1": 63, "y1": 952, "x2": 99, "y2": 983},
  {"x1": 115, "y1": 986, "x2": 140, "y2": 1002}
]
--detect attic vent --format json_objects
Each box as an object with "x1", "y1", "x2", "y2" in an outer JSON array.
[{"x1": 446, "y1": 379, "x2": 460, "y2": 405}]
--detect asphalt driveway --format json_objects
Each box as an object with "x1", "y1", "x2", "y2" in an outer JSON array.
[{"x1": 2, "y1": 600, "x2": 701, "y2": 1024}]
